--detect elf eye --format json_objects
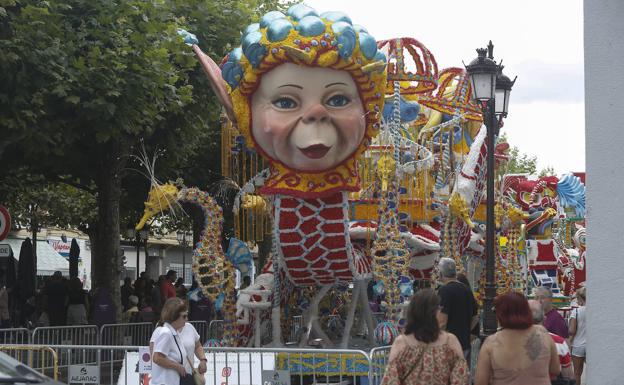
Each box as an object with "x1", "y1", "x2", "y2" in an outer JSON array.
[
  {"x1": 326, "y1": 95, "x2": 350, "y2": 107},
  {"x1": 272, "y1": 97, "x2": 298, "y2": 109}
]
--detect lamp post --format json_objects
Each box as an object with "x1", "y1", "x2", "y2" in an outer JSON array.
[
  {"x1": 126, "y1": 226, "x2": 149, "y2": 280},
  {"x1": 176, "y1": 230, "x2": 191, "y2": 284},
  {"x1": 465, "y1": 41, "x2": 516, "y2": 336}
]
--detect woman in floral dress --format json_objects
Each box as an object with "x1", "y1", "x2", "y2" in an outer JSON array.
[{"x1": 381, "y1": 289, "x2": 469, "y2": 385}]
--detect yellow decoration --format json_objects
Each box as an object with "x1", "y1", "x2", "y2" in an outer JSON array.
[{"x1": 449, "y1": 192, "x2": 475, "y2": 229}]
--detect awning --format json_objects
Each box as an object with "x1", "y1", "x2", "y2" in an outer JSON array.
[{"x1": 5, "y1": 238, "x2": 70, "y2": 277}]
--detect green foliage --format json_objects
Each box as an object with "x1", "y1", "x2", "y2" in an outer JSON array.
[
  {"x1": 497, "y1": 133, "x2": 538, "y2": 176},
  {"x1": 0, "y1": 170, "x2": 96, "y2": 232},
  {"x1": 0, "y1": 0, "x2": 284, "y2": 296},
  {"x1": 538, "y1": 165, "x2": 556, "y2": 178}
]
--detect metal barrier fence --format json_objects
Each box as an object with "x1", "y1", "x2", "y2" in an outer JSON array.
[
  {"x1": 369, "y1": 346, "x2": 391, "y2": 385},
  {"x1": 32, "y1": 325, "x2": 99, "y2": 346},
  {"x1": 0, "y1": 327, "x2": 30, "y2": 344},
  {"x1": 4, "y1": 344, "x2": 374, "y2": 385},
  {"x1": 0, "y1": 344, "x2": 59, "y2": 380},
  {"x1": 208, "y1": 319, "x2": 224, "y2": 340},
  {"x1": 190, "y1": 320, "x2": 209, "y2": 342},
  {"x1": 100, "y1": 322, "x2": 153, "y2": 347}
]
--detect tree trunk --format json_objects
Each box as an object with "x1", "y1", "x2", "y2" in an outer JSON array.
[{"x1": 91, "y1": 142, "x2": 125, "y2": 322}]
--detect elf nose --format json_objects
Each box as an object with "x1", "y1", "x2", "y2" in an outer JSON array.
[{"x1": 301, "y1": 103, "x2": 330, "y2": 124}]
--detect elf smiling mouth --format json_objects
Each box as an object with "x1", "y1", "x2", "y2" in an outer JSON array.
[{"x1": 298, "y1": 144, "x2": 331, "y2": 159}]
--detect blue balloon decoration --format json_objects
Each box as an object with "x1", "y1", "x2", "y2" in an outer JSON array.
[
  {"x1": 353, "y1": 24, "x2": 369, "y2": 34},
  {"x1": 242, "y1": 31, "x2": 266, "y2": 68},
  {"x1": 382, "y1": 96, "x2": 421, "y2": 123},
  {"x1": 374, "y1": 50, "x2": 387, "y2": 63},
  {"x1": 215, "y1": 292, "x2": 225, "y2": 311},
  {"x1": 244, "y1": 23, "x2": 260, "y2": 35},
  {"x1": 260, "y1": 11, "x2": 286, "y2": 28},
  {"x1": 296, "y1": 16, "x2": 326, "y2": 37},
  {"x1": 229, "y1": 47, "x2": 243, "y2": 62},
  {"x1": 222, "y1": 61, "x2": 244, "y2": 89},
  {"x1": 287, "y1": 4, "x2": 318, "y2": 21},
  {"x1": 226, "y1": 237, "x2": 253, "y2": 274},
  {"x1": 320, "y1": 11, "x2": 352, "y2": 25},
  {"x1": 331, "y1": 21, "x2": 356, "y2": 60},
  {"x1": 177, "y1": 29, "x2": 198, "y2": 46},
  {"x1": 267, "y1": 18, "x2": 294, "y2": 42},
  {"x1": 373, "y1": 281, "x2": 385, "y2": 296},
  {"x1": 358, "y1": 32, "x2": 377, "y2": 60}
]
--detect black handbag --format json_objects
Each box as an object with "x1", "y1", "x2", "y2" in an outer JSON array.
[
  {"x1": 173, "y1": 333, "x2": 196, "y2": 385},
  {"x1": 551, "y1": 374, "x2": 576, "y2": 385}
]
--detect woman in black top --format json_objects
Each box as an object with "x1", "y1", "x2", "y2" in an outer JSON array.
[{"x1": 66, "y1": 277, "x2": 89, "y2": 325}]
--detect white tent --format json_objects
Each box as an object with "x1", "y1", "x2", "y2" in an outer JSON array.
[{"x1": 5, "y1": 238, "x2": 70, "y2": 277}]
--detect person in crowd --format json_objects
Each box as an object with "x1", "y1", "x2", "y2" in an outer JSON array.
[
  {"x1": 45, "y1": 271, "x2": 68, "y2": 326},
  {"x1": 151, "y1": 298, "x2": 207, "y2": 385},
  {"x1": 528, "y1": 299, "x2": 575, "y2": 381},
  {"x1": 381, "y1": 289, "x2": 468, "y2": 385},
  {"x1": 133, "y1": 296, "x2": 155, "y2": 323},
  {"x1": 0, "y1": 269, "x2": 10, "y2": 328},
  {"x1": 90, "y1": 287, "x2": 115, "y2": 328},
  {"x1": 475, "y1": 291, "x2": 560, "y2": 385},
  {"x1": 456, "y1": 273, "x2": 480, "y2": 343},
  {"x1": 122, "y1": 295, "x2": 140, "y2": 323},
  {"x1": 240, "y1": 276, "x2": 251, "y2": 290},
  {"x1": 120, "y1": 277, "x2": 134, "y2": 311},
  {"x1": 175, "y1": 277, "x2": 187, "y2": 298},
  {"x1": 436, "y1": 258, "x2": 478, "y2": 361},
  {"x1": 569, "y1": 287, "x2": 587, "y2": 385},
  {"x1": 161, "y1": 270, "x2": 177, "y2": 301},
  {"x1": 535, "y1": 286, "x2": 569, "y2": 339},
  {"x1": 188, "y1": 280, "x2": 211, "y2": 323},
  {"x1": 151, "y1": 276, "x2": 165, "y2": 314},
  {"x1": 66, "y1": 277, "x2": 89, "y2": 325}
]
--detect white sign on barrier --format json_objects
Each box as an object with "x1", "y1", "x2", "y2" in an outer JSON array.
[
  {"x1": 262, "y1": 370, "x2": 291, "y2": 385},
  {"x1": 138, "y1": 347, "x2": 151, "y2": 374},
  {"x1": 0, "y1": 244, "x2": 10, "y2": 257},
  {"x1": 69, "y1": 365, "x2": 100, "y2": 384},
  {"x1": 118, "y1": 351, "x2": 275, "y2": 385}
]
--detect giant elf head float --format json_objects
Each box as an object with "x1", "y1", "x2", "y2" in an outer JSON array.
[{"x1": 190, "y1": 4, "x2": 387, "y2": 198}]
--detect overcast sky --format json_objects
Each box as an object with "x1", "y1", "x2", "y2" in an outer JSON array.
[{"x1": 305, "y1": 0, "x2": 585, "y2": 174}]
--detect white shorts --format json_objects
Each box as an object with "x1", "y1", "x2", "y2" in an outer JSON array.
[{"x1": 571, "y1": 345, "x2": 586, "y2": 357}]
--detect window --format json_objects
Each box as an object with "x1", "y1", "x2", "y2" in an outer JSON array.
[{"x1": 167, "y1": 263, "x2": 193, "y2": 285}]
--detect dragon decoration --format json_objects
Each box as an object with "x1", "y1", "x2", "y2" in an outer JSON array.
[{"x1": 135, "y1": 4, "x2": 586, "y2": 348}]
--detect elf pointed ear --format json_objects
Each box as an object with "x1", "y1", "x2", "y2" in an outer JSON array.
[{"x1": 192, "y1": 45, "x2": 236, "y2": 124}]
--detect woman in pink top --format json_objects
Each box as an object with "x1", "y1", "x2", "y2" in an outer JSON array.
[
  {"x1": 381, "y1": 289, "x2": 468, "y2": 385},
  {"x1": 475, "y1": 292, "x2": 560, "y2": 385}
]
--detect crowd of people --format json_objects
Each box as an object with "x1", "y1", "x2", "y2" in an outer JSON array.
[
  {"x1": 381, "y1": 258, "x2": 586, "y2": 385},
  {"x1": 0, "y1": 268, "x2": 215, "y2": 329}
]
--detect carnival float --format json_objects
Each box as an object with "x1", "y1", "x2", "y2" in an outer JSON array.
[{"x1": 134, "y1": 4, "x2": 586, "y2": 353}]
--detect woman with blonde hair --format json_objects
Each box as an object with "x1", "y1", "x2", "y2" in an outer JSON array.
[
  {"x1": 150, "y1": 297, "x2": 207, "y2": 385},
  {"x1": 569, "y1": 286, "x2": 587, "y2": 385}
]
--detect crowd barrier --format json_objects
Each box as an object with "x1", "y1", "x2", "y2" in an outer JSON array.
[
  {"x1": 0, "y1": 344, "x2": 378, "y2": 385},
  {"x1": 32, "y1": 325, "x2": 99, "y2": 346},
  {"x1": 190, "y1": 320, "x2": 209, "y2": 341},
  {"x1": 0, "y1": 327, "x2": 30, "y2": 344},
  {"x1": 0, "y1": 344, "x2": 59, "y2": 380}
]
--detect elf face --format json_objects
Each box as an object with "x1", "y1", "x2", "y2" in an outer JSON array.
[{"x1": 251, "y1": 63, "x2": 366, "y2": 171}]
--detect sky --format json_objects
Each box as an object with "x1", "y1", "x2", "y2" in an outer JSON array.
[{"x1": 304, "y1": 0, "x2": 586, "y2": 174}]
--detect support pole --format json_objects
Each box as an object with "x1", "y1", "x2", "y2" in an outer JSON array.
[{"x1": 483, "y1": 98, "x2": 498, "y2": 336}]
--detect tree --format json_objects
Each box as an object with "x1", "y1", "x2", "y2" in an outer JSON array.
[
  {"x1": 0, "y1": 0, "x2": 280, "y2": 319},
  {"x1": 497, "y1": 133, "x2": 538, "y2": 176},
  {"x1": 538, "y1": 166, "x2": 556, "y2": 178}
]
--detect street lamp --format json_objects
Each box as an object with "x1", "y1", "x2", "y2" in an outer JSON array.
[
  {"x1": 465, "y1": 41, "x2": 515, "y2": 337},
  {"x1": 126, "y1": 226, "x2": 149, "y2": 280},
  {"x1": 176, "y1": 230, "x2": 191, "y2": 283}
]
